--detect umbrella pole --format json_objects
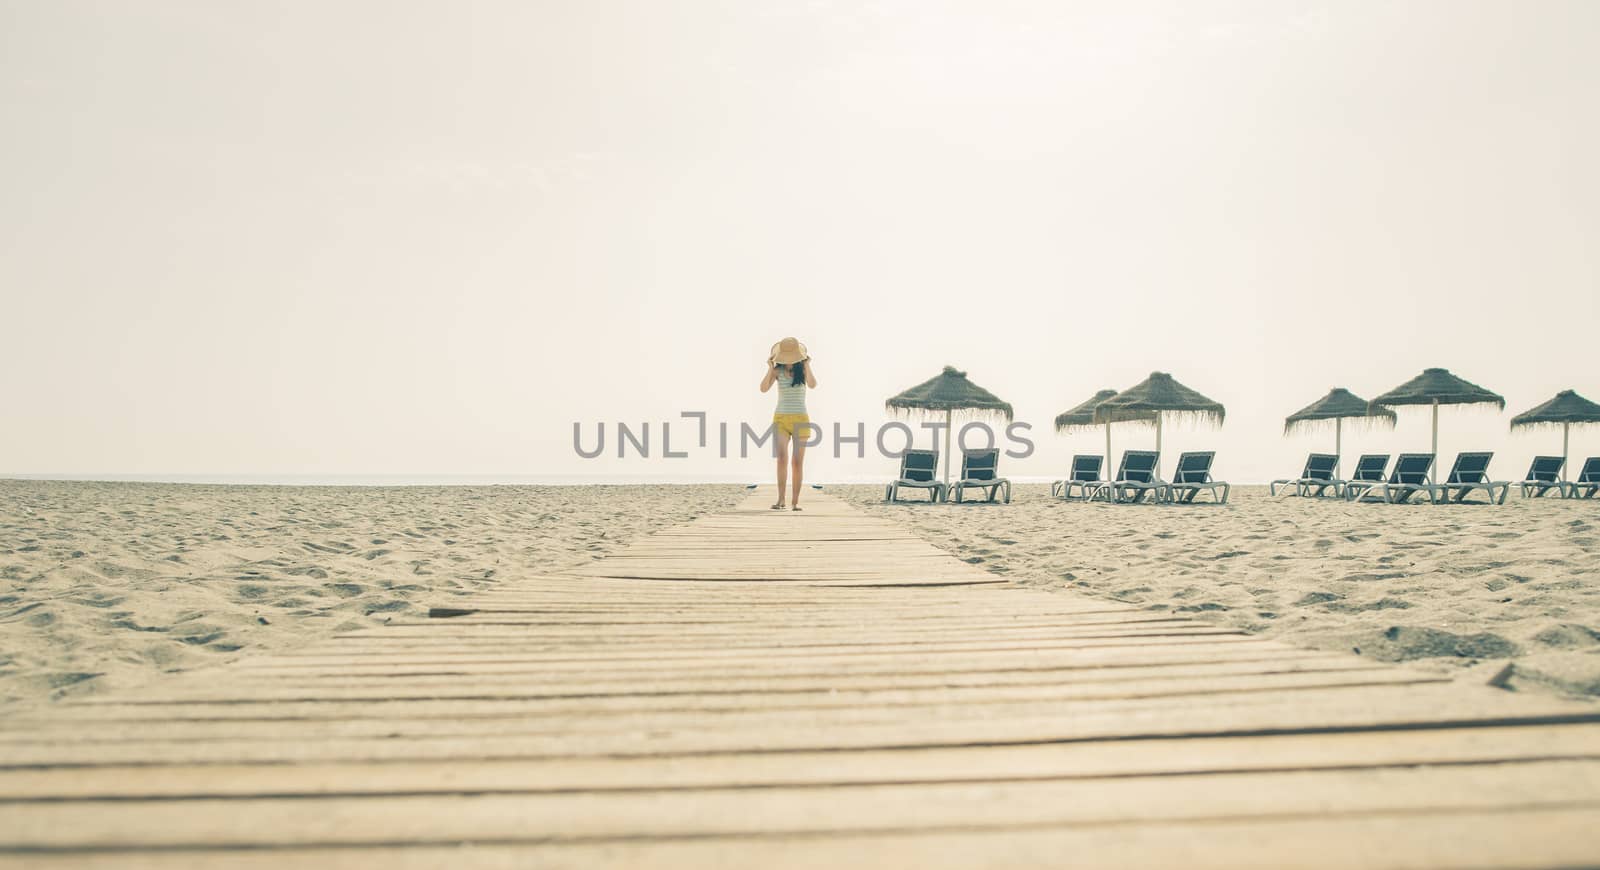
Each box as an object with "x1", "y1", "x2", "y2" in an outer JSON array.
[
  {"x1": 1335, "y1": 418, "x2": 1343, "y2": 480},
  {"x1": 943, "y1": 409, "x2": 952, "y2": 487},
  {"x1": 1564, "y1": 422, "x2": 1570, "y2": 481},
  {"x1": 1105, "y1": 423, "x2": 1112, "y2": 475},
  {"x1": 1156, "y1": 415, "x2": 1164, "y2": 478},
  {"x1": 1431, "y1": 399, "x2": 1439, "y2": 458}
]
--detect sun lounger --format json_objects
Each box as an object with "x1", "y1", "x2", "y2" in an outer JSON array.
[
  {"x1": 948, "y1": 448, "x2": 1011, "y2": 503},
  {"x1": 1430, "y1": 452, "x2": 1509, "y2": 504},
  {"x1": 1050, "y1": 454, "x2": 1103, "y2": 500},
  {"x1": 947, "y1": 447, "x2": 1011, "y2": 502},
  {"x1": 1374, "y1": 453, "x2": 1436, "y2": 504},
  {"x1": 1518, "y1": 456, "x2": 1570, "y2": 499},
  {"x1": 1574, "y1": 457, "x2": 1600, "y2": 499},
  {"x1": 1090, "y1": 450, "x2": 1163, "y2": 504},
  {"x1": 884, "y1": 449, "x2": 945, "y2": 503},
  {"x1": 1167, "y1": 451, "x2": 1230, "y2": 504},
  {"x1": 1338, "y1": 454, "x2": 1392, "y2": 502},
  {"x1": 1270, "y1": 453, "x2": 1339, "y2": 497}
]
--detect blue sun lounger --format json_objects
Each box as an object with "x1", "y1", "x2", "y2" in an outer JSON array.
[
  {"x1": 1575, "y1": 457, "x2": 1600, "y2": 499},
  {"x1": 1431, "y1": 452, "x2": 1510, "y2": 504},
  {"x1": 884, "y1": 449, "x2": 945, "y2": 503},
  {"x1": 1375, "y1": 453, "x2": 1437, "y2": 504},
  {"x1": 1518, "y1": 456, "x2": 1569, "y2": 499},
  {"x1": 1051, "y1": 454, "x2": 1103, "y2": 500},
  {"x1": 1167, "y1": 451, "x2": 1230, "y2": 504},
  {"x1": 1339, "y1": 454, "x2": 1393, "y2": 502},
  {"x1": 1091, "y1": 450, "x2": 1163, "y2": 504},
  {"x1": 1271, "y1": 453, "x2": 1339, "y2": 498},
  {"x1": 949, "y1": 448, "x2": 1011, "y2": 504}
]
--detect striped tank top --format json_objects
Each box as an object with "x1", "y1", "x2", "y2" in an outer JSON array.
[{"x1": 774, "y1": 375, "x2": 808, "y2": 415}]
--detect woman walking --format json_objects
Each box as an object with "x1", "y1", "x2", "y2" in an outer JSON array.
[{"x1": 760, "y1": 337, "x2": 817, "y2": 510}]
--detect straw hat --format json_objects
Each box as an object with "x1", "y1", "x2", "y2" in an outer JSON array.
[{"x1": 769, "y1": 337, "x2": 809, "y2": 366}]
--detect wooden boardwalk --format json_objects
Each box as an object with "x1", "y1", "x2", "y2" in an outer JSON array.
[{"x1": 3, "y1": 487, "x2": 1600, "y2": 868}]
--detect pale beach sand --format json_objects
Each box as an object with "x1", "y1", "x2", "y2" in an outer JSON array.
[
  {"x1": 0, "y1": 480, "x2": 746, "y2": 712},
  {"x1": 5, "y1": 479, "x2": 1597, "y2": 715},
  {"x1": 839, "y1": 484, "x2": 1600, "y2": 699}
]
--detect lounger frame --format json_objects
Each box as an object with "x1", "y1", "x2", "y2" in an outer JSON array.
[
  {"x1": 1167, "y1": 451, "x2": 1230, "y2": 504},
  {"x1": 1339, "y1": 454, "x2": 1393, "y2": 502},
  {"x1": 1270, "y1": 453, "x2": 1339, "y2": 498},
  {"x1": 948, "y1": 448, "x2": 1011, "y2": 504},
  {"x1": 1089, "y1": 450, "x2": 1163, "y2": 504},
  {"x1": 1518, "y1": 456, "x2": 1570, "y2": 499},
  {"x1": 884, "y1": 449, "x2": 945, "y2": 503},
  {"x1": 1574, "y1": 458, "x2": 1600, "y2": 499},
  {"x1": 1051, "y1": 454, "x2": 1104, "y2": 500},
  {"x1": 1376, "y1": 453, "x2": 1437, "y2": 504},
  {"x1": 1430, "y1": 452, "x2": 1509, "y2": 505}
]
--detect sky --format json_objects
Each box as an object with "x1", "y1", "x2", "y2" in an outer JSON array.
[{"x1": 2, "y1": 0, "x2": 1597, "y2": 484}]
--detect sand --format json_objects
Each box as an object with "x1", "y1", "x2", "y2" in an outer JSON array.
[
  {"x1": 0, "y1": 480, "x2": 746, "y2": 712},
  {"x1": 6, "y1": 478, "x2": 1597, "y2": 713},
  {"x1": 839, "y1": 484, "x2": 1600, "y2": 699}
]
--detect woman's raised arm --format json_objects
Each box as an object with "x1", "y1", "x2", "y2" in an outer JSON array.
[
  {"x1": 760, "y1": 362, "x2": 778, "y2": 392},
  {"x1": 803, "y1": 360, "x2": 817, "y2": 388}
]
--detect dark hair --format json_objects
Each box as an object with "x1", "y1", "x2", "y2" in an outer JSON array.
[{"x1": 789, "y1": 361, "x2": 805, "y2": 387}]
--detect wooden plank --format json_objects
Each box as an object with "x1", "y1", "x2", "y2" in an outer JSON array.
[
  {"x1": 5, "y1": 486, "x2": 1595, "y2": 868},
  {"x1": 222, "y1": 647, "x2": 1342, "y2": 677},
  {"x1": 0, "y1": 670, "x2": 1445, "y2": 743},
  {"x1": 284, "y1": 631, "x2": 1263, "y2": 652},
  {"x1": 11, "y1": 808, "x2": 1590, "y2": 870},
  {"x1": 5, "y1": 761, "x2": 1600, "y2": 850},
  {"x1": 174, "y1": 657, "x2": 1391, "y2": 690},
  {"x1": 5, "y1": 724, "x2": 1597, "y2": 801},
  {"x1": 317, "y1": 622, "x2": 1246, "y2": 643},
  {"x1": 224, "y1": 645, "x2": 1335, "y2": 675},
  {"x1": 5, "y1": 689, "x2": 1595, "y2": 768}
]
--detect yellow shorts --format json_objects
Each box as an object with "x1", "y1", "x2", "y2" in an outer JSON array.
[{"x1": 772, "y1": 413, "x2": 810, "y2": 438}]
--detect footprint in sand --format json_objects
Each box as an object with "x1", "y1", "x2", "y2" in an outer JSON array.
[
  {"x1": 1340, "y1": 571, "x2": 1407, "y2": 582},
  {"x1": 1329, "y1": 597, "x2": 1412, "y2": 613},
  {"x1": 302, "y1": 541, "x2": 356, "y2": 554},
  {"x1": 175, "y1": 627, "x2": 227, "y2": 646},
  {"x1": 109, "y1": 617, "x2": 166, "y2": 633},
  {"x1": 1532, "y1": 624, "x2": 1600, "y2": 648}
]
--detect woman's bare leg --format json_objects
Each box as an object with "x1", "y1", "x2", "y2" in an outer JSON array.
[
  {"x1": 790, "y1": 438, "x2": 806, "y2": 508},
  {"x1": 774, "y1": 431, "x2": 791, "y2": 507}
]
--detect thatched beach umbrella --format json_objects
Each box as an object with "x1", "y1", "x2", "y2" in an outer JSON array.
[
  {"x1": 1055, "y1": 389, "x2": 1156, "y2": 474},
  {"x1": 886, "y1": 366, "x2": 1014, "y2": 485},
  {"x1": 1284, "y1": 388, "x2": 1396, "y2": 478},
  {"x1": 1093, "y1": 372, "x2": 1225, "y2": 479},
  {"x1": 1369, "y1": 368, "x2": 1504, "y2": 458},
  {"x1": 1510, "y1": 390, "x2": 1600, "y2": 480}
]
